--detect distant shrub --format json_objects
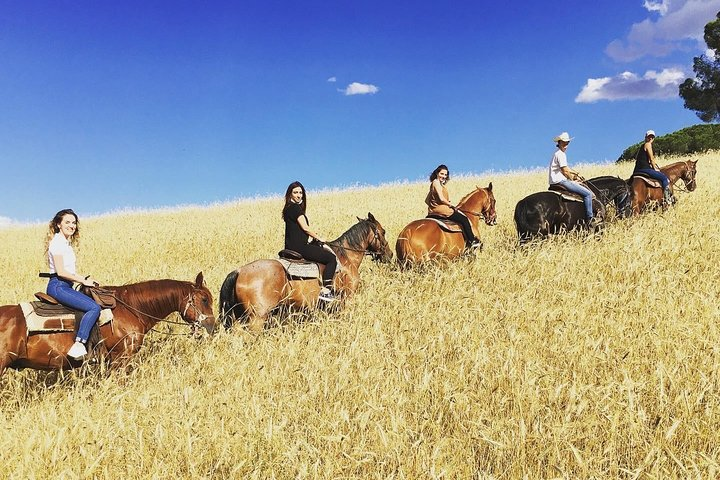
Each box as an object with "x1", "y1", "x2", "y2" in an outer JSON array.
[{"x1": 617, "y1": 124, "x2": 720, "y2": 162}]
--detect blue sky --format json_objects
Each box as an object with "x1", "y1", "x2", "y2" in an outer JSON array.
[{"x1": 1, "y1": 0, "x2": 718, "y2": 225}]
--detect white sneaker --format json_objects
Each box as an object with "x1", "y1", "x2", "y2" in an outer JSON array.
[{"x1": 67, "y1": 341, "x2": 87, "y2": 360}]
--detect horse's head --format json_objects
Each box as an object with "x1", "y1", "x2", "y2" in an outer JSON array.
[
  {"x1": 681, "y1": 160, "x2": 698, "y2": 192},
  {"x1": 459, "y1": 183, "x2": 497, "y2": 226},
  {"x1": 362, "y1": 212, "x2": 393, "y2": 263},
  {"x1": 181, "y1": 272, "x2": 217, "y2": 336}
]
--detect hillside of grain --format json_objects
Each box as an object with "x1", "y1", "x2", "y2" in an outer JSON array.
[{"x1": 0, "y1": 153, "x2": 718, "y2": 478}]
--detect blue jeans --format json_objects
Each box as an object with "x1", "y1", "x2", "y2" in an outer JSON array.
[
  {"x1": 47, "y1": 277, "x2": 101, "y2": 343},
  {"x1": 635, "y1": 169, "x2": 670, "y2": 189},
  {"x1": 558, "y1": 180, "x2": 594, "y2": 219}
]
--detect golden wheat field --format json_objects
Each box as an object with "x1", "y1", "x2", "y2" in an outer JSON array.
[{"x1": 0, "y1": 152, "x2": 718, "y2": 479}]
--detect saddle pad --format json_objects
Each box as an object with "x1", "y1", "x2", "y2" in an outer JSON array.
[
  {"x1": 425, "y1": 217, "x2": 463, "y2": 233},
  {"x1": 632, "y1": 175, "x2": 661, "y2": 188},
  {"x1": 277, "y1": 259, "x2": 320, "y2": 279},
  {"x1": 548, "y1": 190, "x2": 584, "y2": 203},
  {"x1": 20, "y1": 302, "x2": 113, "y2": 334}
]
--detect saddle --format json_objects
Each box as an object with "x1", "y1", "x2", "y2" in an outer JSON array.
[
  {"x1": 277, "y1": 249, "x2": 341, "y2": 280},
  {"x1": 21, "y1": 291, "x2": 113, "y2": 334},
  {"x1": 548, "y1": 184, "x2": 588, "y2": 203},
  {"x1": 424, "y1": 215, "x2": 463, "y2": 233},
  {"x1": 631, "y1": 173, "x2": 662, "y2": 188}
]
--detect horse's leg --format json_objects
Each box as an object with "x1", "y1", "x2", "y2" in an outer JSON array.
[{"x1": 236, "y1": 261, "x2": 287, "y2": 334}]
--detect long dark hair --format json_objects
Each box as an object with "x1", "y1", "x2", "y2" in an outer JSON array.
[
  {"x1": 429, "y1": 164, "x2": 450, "y2": 182},
  {"x1": 45, "y1": 208, "x2": 80, "y2": 252},
  {"x1": 281, "y1": 181, "x2": 307, "y2": 219}
]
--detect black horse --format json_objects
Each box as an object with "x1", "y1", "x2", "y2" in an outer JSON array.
[
  {"x1": 585, "y1": 176, "x2": 632, "y2": 219},
  {"x1": 514, "y1": 189, "x2": 606, "y2": 245}
]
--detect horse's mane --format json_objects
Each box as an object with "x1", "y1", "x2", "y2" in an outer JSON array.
[
  {"x1": 457, "y1": 187, "x2": 481, "y2": 207},
  {"x1": 108, "y1": 279, "x2": 191, "y2": 318},
  {"x1": 331, "y1": 219, "x2": 372, "y2": 260}
]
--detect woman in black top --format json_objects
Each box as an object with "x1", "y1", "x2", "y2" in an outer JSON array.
[
  {"x1": 282, "y1": 181, "x2": 338, "y2": 302},
  {"x1": 633, "y1": 130, "x2": 674, "y2": 204}
]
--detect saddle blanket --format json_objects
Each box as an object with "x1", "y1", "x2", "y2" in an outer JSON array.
[
  {"x1": 20, "y1": 302, "x2": 113, "y2": 334},
  {"x1": 548, "y1": 190, "x2": 584, "y2": 203},
  {"x1": 632, "y1": 175, "x2": 662, "y2": 188},
  {"x1": 277, "y1": 258, "x2": 320, "y2": 279},
  {"x1": 425, "y1": 217, "x2": 462, "y2": 233}
]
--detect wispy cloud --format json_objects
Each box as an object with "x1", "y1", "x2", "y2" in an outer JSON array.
[
  {"x1": 0, "y1": 216, "x2": 14, "y2": 229},
  {"x1": 576, "y1": 68, "x2": 686, "y2": 103},
  {"x1": 606, "y1": 0, "x2": 720, "y2": 62},
  {"x1": 342, "y1": 82, "x2": 379, "y2": 96},
  {"x1": 327, "y1": 76, "x2": 337, "y2": 83}
]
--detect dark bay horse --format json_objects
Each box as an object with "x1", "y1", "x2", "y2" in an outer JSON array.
[
  {"x1": 514, "y1": 189, "x2": 606, "y2": 245},
  {"x1": 219, "y1": 213, "x2": 392, "y2": 332},
  {"x1": 0, "y1": 272, "x2": 216, "y2": 377},
  {"x1": 630, "y1": 160, "x2": 698, "y2": 214},
  {"x1": 585, "y1": 176, "x2": 632, "y2": 219},
  {"x1": 395, "y1": 183, "x2": 497, "y2": 265}
]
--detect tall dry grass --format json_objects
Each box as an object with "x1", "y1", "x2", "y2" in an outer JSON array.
[{"x1": 0, "y1": 152, "x2": 718, "y2": 478}]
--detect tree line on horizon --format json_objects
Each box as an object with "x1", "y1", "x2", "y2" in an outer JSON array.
[{"x1": 618, "y1": 11, "x2": 719, "y2": 162}]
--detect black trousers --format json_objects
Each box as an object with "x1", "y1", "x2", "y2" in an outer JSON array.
[
  {"x1": 446, "y1": 210, "x2": 476, "y2": 245},
  {"x1": 294, "y1": 244, "x2": 337, "y2": 286}
]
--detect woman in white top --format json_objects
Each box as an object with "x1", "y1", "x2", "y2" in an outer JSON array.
[
  {"x1": 548, "y1": 132, "x2": 595, "y2": 223},
  {"x1": 45, "y1": 209, "x2": 101, "y2": 360}
]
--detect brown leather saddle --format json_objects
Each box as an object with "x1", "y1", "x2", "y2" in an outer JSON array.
[
  {"x1": 631, "y1": 173, "x2": 662, "y2": 188},
  {"x1": 425, "y1": 214, "x2": 463, "y2": 233},
  {"x1": 548, "y1": 183, "x2": 586, "y2": 202}
]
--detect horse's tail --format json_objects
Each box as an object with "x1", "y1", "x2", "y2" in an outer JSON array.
[
  {"x1": 395, "y1": 225, "x2": 414, "y2": 267},
  {"x1": 219, "y1": 270, "x2": 240, "y2": 329},
  {"x1": 513, "y1": 197, "x2": 535, "y2": 245}
]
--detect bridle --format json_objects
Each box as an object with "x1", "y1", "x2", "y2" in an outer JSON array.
[{"x1": 458, "y1": 193, "x2": 496, "y2": 225}]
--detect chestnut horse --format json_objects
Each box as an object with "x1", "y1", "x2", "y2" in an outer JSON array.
[
  {"x1": 395, "y1": 183, "x2": 497, "y2": 265},
  {"x1": 219, "y1": 213, "x2": 392, "y2": 332},
  {"x1": 630, "y1": 159, "x2": 698, "y2": 214},
  {"x1": 0, "y1": 272, "x2": 216, "y2": 377}
]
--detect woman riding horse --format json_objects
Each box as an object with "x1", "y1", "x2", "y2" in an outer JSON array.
[
  {"x1": 632, "y1": 130, "x2": 675, "y2": 206},
  {"x1": 283, "y1": 181, "x2": 338, "y2": 303},
  {"x1": 425, "y1": 164, "x2": 481, "y2": 251}
]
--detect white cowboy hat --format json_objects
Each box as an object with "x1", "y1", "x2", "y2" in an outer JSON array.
[
  {"x1": 553, "y1": 132, "x2": 573, "y2": 143},
  {"x1": 645, "y1": 130, "x2": 656, "y2": 137}
]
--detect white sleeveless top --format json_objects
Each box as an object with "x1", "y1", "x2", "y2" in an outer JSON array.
[{"x1": 48, "y1": 233, "x2": 77, "y2": 275}]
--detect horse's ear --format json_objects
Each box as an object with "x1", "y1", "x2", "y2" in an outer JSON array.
[
  {"x1": 368, "y1": 212, "x2": 376, "y2": 222},
  {"x1": 195, "y1": 271, "x2": 204, "y2": 287},
  {"x1": 488, "y1": 182, "x2": 493, "y2": 191}
]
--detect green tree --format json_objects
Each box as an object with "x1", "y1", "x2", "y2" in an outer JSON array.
[{"x1": 679, "y1": 11, "x2": 720, "y2": 122}]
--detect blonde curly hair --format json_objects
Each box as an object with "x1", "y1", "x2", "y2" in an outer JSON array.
[{"x1": 45, "y1": 209, "x2": 81, "y2": 254}]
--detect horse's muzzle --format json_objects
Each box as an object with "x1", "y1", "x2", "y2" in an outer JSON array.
[{"x1": 200, "y1": 316, "x2": 217, "y2": 336}]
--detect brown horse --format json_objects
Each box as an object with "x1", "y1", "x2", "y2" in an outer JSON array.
[
  {"x1": 219, "y1": 213, "x2": 392, "y2": 332},
  {"x1": 395, "y1": 183, "x2": 497, "y2": 265},
  {"x1": 0, "y1": 272, "x2": 216, "y2": 377},
  {"x1": 630, "y1": 160, "x2": 698, "y2": 214}
]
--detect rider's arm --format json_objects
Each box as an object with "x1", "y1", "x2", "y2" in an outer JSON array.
[
  {"x1": 646, "y1": 143, "x2": 658, "y2": 170},
  {"x1": 432, "y1": 179, "x2": 455, "y2": 208},
  {"x1": 560, "y1": 166, "x2": 580, "y2": 180},
  {"x1": 296, "y1": 216, "x2": 326, "y2": 244},
  {"x1": 51, "y1": 254, "x2": 96, "y2": 286}
]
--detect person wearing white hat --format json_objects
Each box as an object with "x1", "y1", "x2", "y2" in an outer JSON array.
[
  {"x1": 548, "y1": 132, "x2": 596, "y2": 224},
  {"x1": 632, "y1": 130, "x2": 674, "y2": 204}
]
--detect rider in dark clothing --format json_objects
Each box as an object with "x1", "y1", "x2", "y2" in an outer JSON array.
[
  {"x1": 282, "y1": 181, "x2": 337, "y2": 302},
  {"x1": 633, "y1": 130, "x2": 674, "y2": 204}
]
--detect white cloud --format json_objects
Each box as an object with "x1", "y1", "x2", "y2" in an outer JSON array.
[
  {"x1": 327, "y1": 76, "x2": 337, "y2": 83},
  {"x1": 0, "y1": 216, "x2": 14, "y2": 229},
  {"x1": 575, "y1": 68, "x2": 686, "y2": 103},
  {"x1": 342, "y1": 82, "x2": 379, "y2": 96},
  {"x1": 606, "y1": 0, "x2": 720, "y2": 62},
  {"x1": 644, "y1": 0, "x2": 670, "y2": 15}
]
